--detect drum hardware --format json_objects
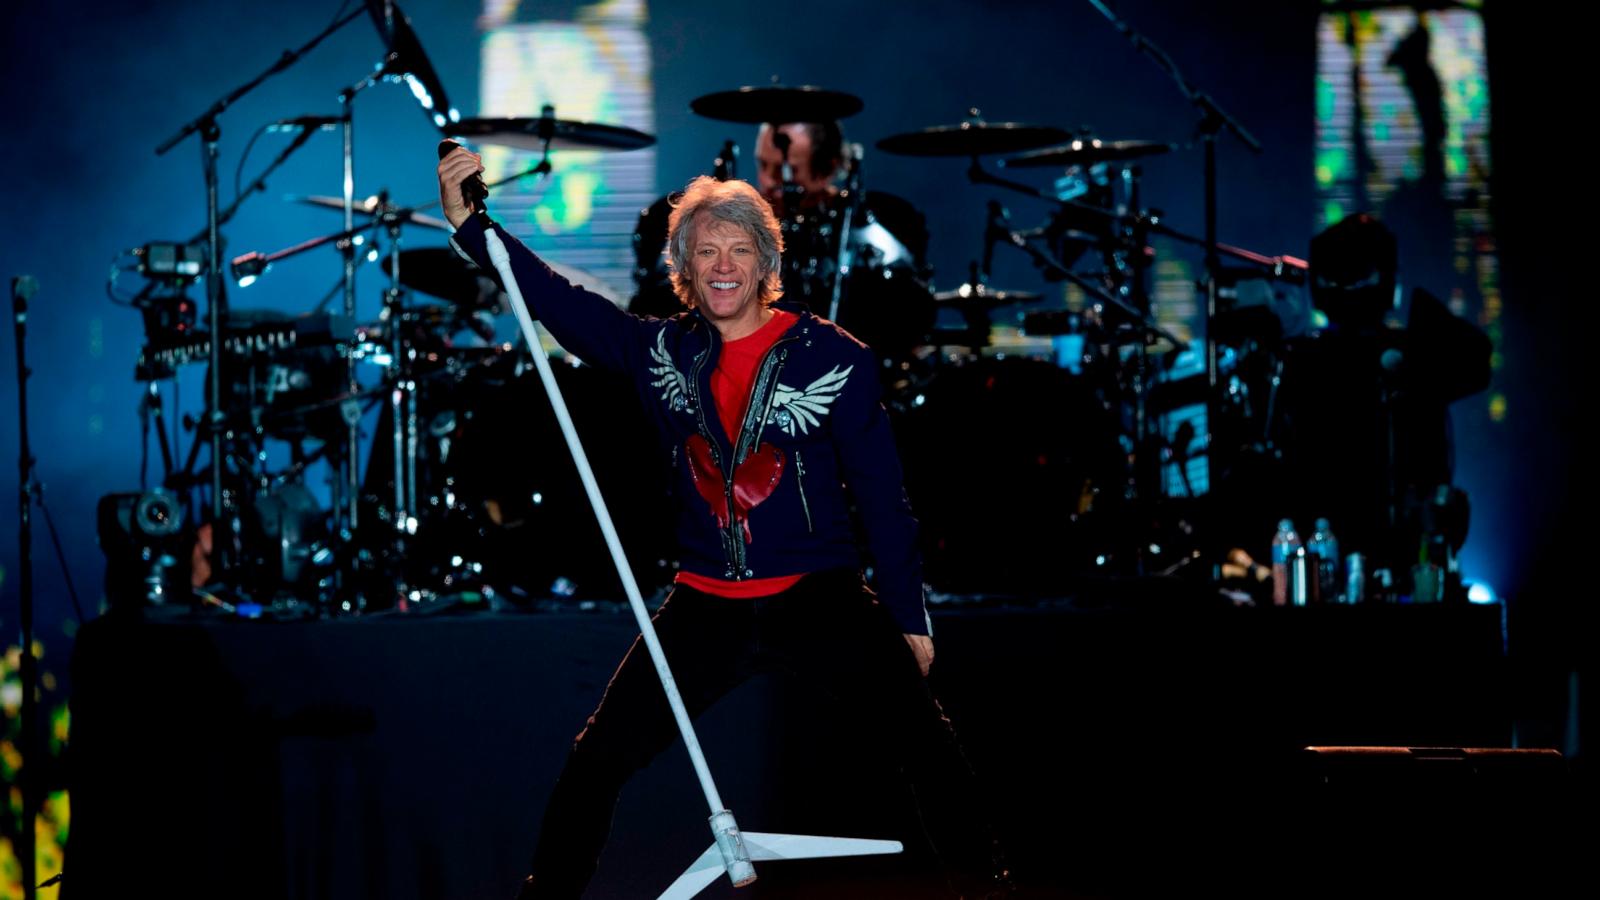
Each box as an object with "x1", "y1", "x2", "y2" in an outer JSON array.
[{"x1": 825, "y1": 142, "x2": 864, "y2": 322}]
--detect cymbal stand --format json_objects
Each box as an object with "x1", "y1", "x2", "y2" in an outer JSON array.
[
  {"x1": 375, "y1": 197, "x2": 420, "y2": 601},
  {"x1": 826, "y1": 144, "x2": 863, "y2": 322},
  {"x1": 331, "y1": 61, "x2": 387, "y2": 604}
]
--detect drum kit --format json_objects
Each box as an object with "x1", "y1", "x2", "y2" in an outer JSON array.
[{"x1": 105, "y1": 3, "x2": 1314, "y2": 614}]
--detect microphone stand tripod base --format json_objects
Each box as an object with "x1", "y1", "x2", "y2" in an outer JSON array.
[{"x1": 657, "y1": 808, "x2": 903, "y2": 900}]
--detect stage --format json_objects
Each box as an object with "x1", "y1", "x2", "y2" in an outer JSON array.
[{"x1": 63, "y1": 598, "x2": 1572, "y2": 899}]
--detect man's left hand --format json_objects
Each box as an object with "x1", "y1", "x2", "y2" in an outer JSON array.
[{"x1": 903, "y1": 634, "x2": 934, "y2": 677}]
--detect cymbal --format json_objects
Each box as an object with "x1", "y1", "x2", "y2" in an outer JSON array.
[
  {"x1": 876, "y1": 122, "x2": 1071, "y2": 158},
  {"x1": 366, "y1": 0, "x2": 455, "y2": 129},
  {"x1": 294, "y1": 195, "x2": 452, "y2": 231},
  {"x1": 384, "y1": 247, "x2": 626, "y2": 308},
  {"x1": 689, "y1": 85, "x2": 864, "y2": 124},
  {"x1": 1000, "y1": 139, "x2": 1174, "y2": 169},
  {"x1": 932, "y1": 283, "x2": 1043, "y2": 306},
  {"x1": 444, "y1": 117, "x2": 655, "y2": 152}
]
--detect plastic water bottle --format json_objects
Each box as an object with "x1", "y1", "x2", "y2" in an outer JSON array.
[
  {"x1": 1306, "y1": 518, "x2": 1340, "y2": 604},
  {"x1": 1271, "y1": 519, "x2": 1302, "y2": 607},
  {"x1": 1344, "y1": 552, "x2": 1365, "y2": 604}
]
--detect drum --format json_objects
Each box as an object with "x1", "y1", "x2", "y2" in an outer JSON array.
[
  {"x1": 777, "y1": 190, "x2": 935, "y2": 365},
  {"x1": 889, "y1": 356, "x2": 1127, "y2": 595},
  {"x1": 361, "y1": 347, "x2": 673, "y2": 603}
]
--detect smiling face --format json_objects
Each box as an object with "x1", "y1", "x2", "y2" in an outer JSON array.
[
  {"x1": 665, "y1": 176, "x2": 786, "y2": 329},
  {"x1": 689, "y1": 218, "x2": 766, "y2": 334}
]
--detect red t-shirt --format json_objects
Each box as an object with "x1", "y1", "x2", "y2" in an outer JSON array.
[{"x1": 675, "y1": 309, "x2": 805, "y2": 598}]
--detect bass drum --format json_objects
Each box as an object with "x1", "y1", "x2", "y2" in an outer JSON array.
[
  {"x1": 438, "y1": 352, "x2": 676, "y2": 600},
  {"x1": 889, "y1": 356, "x2": 1127, "y2": 595},
  {"x1": 356, "y1": 346, "x2": 674, "y2": 605}
]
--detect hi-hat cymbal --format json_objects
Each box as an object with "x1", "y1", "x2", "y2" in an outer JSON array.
[
  {"x1": 932, "y1": 284, "x2": 1043, "y2": 306},
  {"x1": 876, "y1": 122, "x2": 1071, "y2": 158},
  {"x1": 443, "y1": 117, "x2": 655, "y2": 152},
  {"x1": 1000, "y1": 139, "x2": 1174, "y2": 169},
  {"x1": 293, "y1": 195, "x2": 452, "y2": 231},
  {"x1": 689, "y1": 85, "x2": 864, "y2": 124}
]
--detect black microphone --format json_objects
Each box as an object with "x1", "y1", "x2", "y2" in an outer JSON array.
[
  {"x1": 438, "y1": 139, "x2": 488, "y2": 213},
  {"x1": 266, "y1": 115, "x2": 341, "y2": 132},
  {"x1": 713, "y1": 139, "x2": 738, "y2": 182}
]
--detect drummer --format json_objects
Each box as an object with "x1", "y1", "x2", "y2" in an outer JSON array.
[{"x1": 754, "y1": 120, "x2": 846, "y2": 215}]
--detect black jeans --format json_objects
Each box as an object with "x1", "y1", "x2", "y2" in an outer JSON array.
[{"x1": 521, "y1": 569, "x2": 1001, "y2": 898}]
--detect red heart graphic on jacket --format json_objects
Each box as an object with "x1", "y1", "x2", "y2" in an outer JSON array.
[{"x1": 685, "y1": 434, "x2": 786, "y2": 542}]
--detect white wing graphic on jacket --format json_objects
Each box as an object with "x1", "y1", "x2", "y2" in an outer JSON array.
[
  {"x1": 769, "y1": 365, "x2": 854, "y2": 436},
  {"x1": 649, "y1": 329, "x2": 691, "y2": 412}
]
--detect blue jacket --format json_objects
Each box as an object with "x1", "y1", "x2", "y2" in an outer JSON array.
[{"x1": 450, "y1": 214, "x2": 930, "y2": 635}]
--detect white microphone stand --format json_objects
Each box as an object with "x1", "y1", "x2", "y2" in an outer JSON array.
[{"x1": 484, "y1": 230, "x2": 901, "y2": 899}]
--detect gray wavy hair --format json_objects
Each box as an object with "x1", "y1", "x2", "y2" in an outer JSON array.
[{"x1": 666, "y1": 176, "x2": 784, "y2": 309}]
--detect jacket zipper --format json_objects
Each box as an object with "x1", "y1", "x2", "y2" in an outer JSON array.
[
  {"x1": 724, "y1": 339, "x2": 796, "y2": 577},
  {"x1": 795, "y1": 449, "x2": 813, "y2": 532}
]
